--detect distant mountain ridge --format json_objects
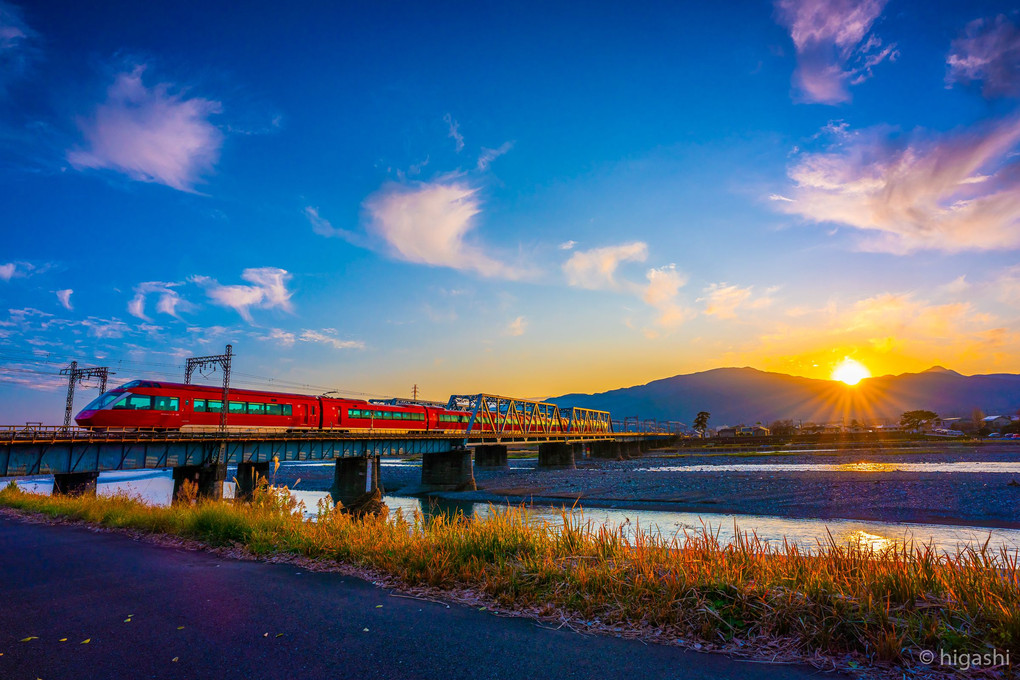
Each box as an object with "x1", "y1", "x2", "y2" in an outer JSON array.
[{"x1": 549, "y1": 367, "x2": 1020, "y2": 426}]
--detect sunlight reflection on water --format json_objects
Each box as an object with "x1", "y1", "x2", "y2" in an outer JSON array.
[
  {"x1": 640, "y1": 461, "x2": 1020, "y2": 473},
  {"x1": 4, "y1": 470, "x2": 1019, "y2": 555}
]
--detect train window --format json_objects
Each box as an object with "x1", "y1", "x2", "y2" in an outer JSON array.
[
  {"x1": 206, "y1": 400, "x2": 223, "y2": 413},
  {"x1": 247, "y1": 403, "x2": 266, "y2": 415},
  {"x1": 194, "y1": 399, "x2": 207, "y2": 412},
  {"x1": 283, "y1": 404, "x2": 292, "y2": 416},
  {"x1": 152, "y1": 396, "x2": 179, "y2": 411},
  {"x1": 266, "y1": 403, "x2": 282, "y2": 416},
  {"x1": 111, "y1": 394, "x2": 153, "y2": 410},
  {"x1": 229, "y1": 402, "x2": 245, "y2": 414}
]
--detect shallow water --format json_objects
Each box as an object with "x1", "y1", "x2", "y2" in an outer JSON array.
[
  {"x1": 640, "y1": 461, "x2": 1020, "y2": 473},
  {"x1": 5, "y1": 470, "x2": 1018, "y2": 555}
]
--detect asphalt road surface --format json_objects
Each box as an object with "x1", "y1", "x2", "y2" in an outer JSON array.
[{"x1": 0, "y1": 515, "x2": 842, "y2": 680}]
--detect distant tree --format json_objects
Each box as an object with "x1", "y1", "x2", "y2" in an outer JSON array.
[
  {"x1": 769, "y1": 419, "x2": 796, "y2": 436},
  {"x1": 900, "y1": 410, "x2": 939, "y2": 432},
  {"x1": 849, "y1": 418, "x2": 861, "y2": 430},
  {"x1": 693, "y1": 411, "x2": 710, "y2": 437},
  {"x1": 972, "y1": 408, "x2": 985, "y2": 429}
]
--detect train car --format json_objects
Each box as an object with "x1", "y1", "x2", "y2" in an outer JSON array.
[
  {"x1": 74, "y1": 380, "x2": 321, "y2": 430},
  {"x1": 326, "y1": 398, "x2": 431, "y2": 433}
]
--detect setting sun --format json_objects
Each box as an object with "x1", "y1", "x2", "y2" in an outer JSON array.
[{"x1": 831, "y1": 358, "x2": 871, "y2": 386}]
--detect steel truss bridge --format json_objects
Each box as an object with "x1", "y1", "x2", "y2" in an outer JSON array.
[{"x1": 0, "y1": 425, "x2": 673, "y2": 478}]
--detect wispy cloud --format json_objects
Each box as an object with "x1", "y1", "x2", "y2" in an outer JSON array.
[
  {"x1": 558, "y1": 240, "x2": 577, "y2": 250},
  {"x1": 505, "y1": 316, "x2": 527, "y2": 336},
  {"x1": 562, "y1": 242, "x2": 648, "y2": 290},
  {"x1": 699, "y1": 283, "x2": 773, "y2": 319},
  {"x1": 947, "y1": 14, "x2": 1020, "y2": 98},
  {"x1": 774, "y1": 0, "x2": 896, "y2": 104},
  {"x1": 775, "y1": 117, "x2": 1020, "y2": 252},
  {"x1": 303, "y1": 206, "x2": 363, "y2": 244},
  {"x1": 0, "y1": 1, "x2": 36, "y2": 93},
  {"x1": 0, "y1": 261, "x2": 34, "y2": 281},
  {"x1": 443, "y1": 113, "x2": 464, "y2": 153},
  {"x1": 55, "y1": 289, "x2": 73, "y2": 310},
  {"x1": 191, "y1": 267, "x2": 293, "y2": 323},
  {"x1": 363, "y1": 180, "x2": 523, "y2": 279},
  {"x1": 298, "y1": 329, "x2": 364, "y2": 350},
  {"x1": 262, "y1": 328, "x2": 295, "y2": 347},
  {"x1": 67, "y1": 65, "x2": 223, "y2": 192},
  {"x1": 128, "y1": 281, "x2": 191, "y2": 321},
  {"x1": 477, "y1": 141, "x2": 514, "y2": 170},
  {"x1": 643, "y1": 265, "x2": 691, "y2": 328}
]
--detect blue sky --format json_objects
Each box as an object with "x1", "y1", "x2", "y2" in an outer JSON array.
[{"x1": 2, "y1": 0, "x2": 1020, "y2": 423}]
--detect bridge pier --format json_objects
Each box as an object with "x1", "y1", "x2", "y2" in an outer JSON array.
[
  {"x1": 618, "y1": 441, "x2": 641, "y2": 459},
  {"x1": 473, "y1": 444, "x2": 508, "y2": 468},
  {"x1": 172, "y1": 464, "x2": 227, "y2": 502},
  {"x1": 421, "y1": 450, "x2": 476, "y2": 491},
  {"x1": 590, "y1": 441, "x2": 621, "y2": 460},
  {"x1": 329, "y1": 456, "x2": 382, "y2": 508},
  {"x1": 234, "y1": 461, "x2": 271, "y2": 501},
  {"x1": 537, "y1": 442, "x2": 577, "y2": 469},
  {"x1": 52, "y1": 471, "x2": 99, "y2": 496}
]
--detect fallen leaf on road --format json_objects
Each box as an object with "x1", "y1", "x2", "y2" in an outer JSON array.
[
  {"x1": 263, "y1": 633, "x2": 268, "y2": 637},
  {"x1": 375, "y1": 605, "x2": 383, "y2": 608},
  {"x1": 124, "y1": 619, "x2": 131, "y2": 623},
  {"x1": 172, "y1": 657, "x2": 179, "y2": 662},
  {"x1": 177, "y1": 626, "x2": 185, "y2": 630},
  {"x1": 80, "y1": 639, "x2": 90, "y2": 644},
  {"x1": 59, "y1": 639, "x2": 67, "y2": 643},
  {"x1": 19, "y1": 637, "x2": 37, "y2": 642},
  {"x1": 362, "y1": 628, "x2": 369, "y2": 632},
  {"x1": 275, "y1": 633, "x2": 283, "y2": 638}
]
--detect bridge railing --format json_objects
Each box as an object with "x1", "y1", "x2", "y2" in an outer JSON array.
[{"x1": 446, "y1": 394, "x2": 612, "y2": 437}]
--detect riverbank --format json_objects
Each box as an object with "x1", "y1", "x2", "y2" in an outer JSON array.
[
  {"x1": 359, "y1": 444, "x2": 1020, "y2": 529},
  {"x1": 1, "y1": 482, "x2": 1015, "y2": 678}
]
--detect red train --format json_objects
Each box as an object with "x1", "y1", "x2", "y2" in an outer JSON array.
[{"x1": 74, "y1": 380, "x2": 475, "y2": 433}]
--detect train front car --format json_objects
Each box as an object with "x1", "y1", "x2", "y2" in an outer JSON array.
[{"x1": 74, "y1": 381, "x2": 321, "y2": 431}]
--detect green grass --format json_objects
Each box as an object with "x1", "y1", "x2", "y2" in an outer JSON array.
[{"x1": 1, "y1": 482, "x2": 1016, "y2": 671}]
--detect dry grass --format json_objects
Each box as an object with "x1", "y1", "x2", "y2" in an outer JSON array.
[{"x1": 0, "y1": 481, "x2": 1016, "y2": 673}]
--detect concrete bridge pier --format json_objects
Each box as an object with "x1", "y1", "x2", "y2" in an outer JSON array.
[
  {"x1": 474, "y1": 444, "x2": 508, "y2": 468},
  {"x1": 420, "y1": 449, "x2": 476, "y2": 491},
  {"x1": 234, "y1": 461, "x2": 271, "y2": 501},
  {"x1": 537, "y1": 442, "x2": 577, "y2": 469},
  {"x1": 172, "y1": 464, "x2": 227, "y2": 502},
  {"x1": 329, "y1": 456, "x2": 382, "y2": 508},
  {"x1": 590, "y1": 441, "x2": 621, "y2": 460},
  {"x1": 619, "y1": 441, "x2": 641, "y2": 459},
  {"x1": 52, "y1": 471, "x2": 99, "y2": 496}
]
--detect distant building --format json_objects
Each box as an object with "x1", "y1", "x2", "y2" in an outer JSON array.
[
  {"x1": 716, "y1": 425, "x2": 770, "y2": 437},
  {"x1": 983, "y1": 415, "x2": 1013, "y2": 430}
]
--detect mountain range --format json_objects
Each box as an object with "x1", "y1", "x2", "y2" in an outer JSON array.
[{"x1": 549, "y1": 367, "x2": 1020, "y2": 426}]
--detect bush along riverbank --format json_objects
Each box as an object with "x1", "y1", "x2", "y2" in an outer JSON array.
[{"x1": 0, "y1": 482, "x2": 1016, "y2": 677}]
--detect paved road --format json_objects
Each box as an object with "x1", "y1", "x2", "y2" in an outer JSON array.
[{"x1": 0, "y1": 516, "x2": 841, "y2": 680}]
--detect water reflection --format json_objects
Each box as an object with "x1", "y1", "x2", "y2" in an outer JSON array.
[
  {"x1": 641, "y1": 461, "x2": 1020, "y2": 473},
  {"x1": 4, "y1": 470, "x2": 1020, "y2": 555}
]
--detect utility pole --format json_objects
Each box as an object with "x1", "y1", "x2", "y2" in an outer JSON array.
[
  {"x1": 60, "y1": 361, "x2": 113, "y2": 429},
  {"x1": 185, "y1": 344, "x2": 232, "y2": 432},
  {"x1": 412, "y1": 384, "x2": 419, "y2": 401}
]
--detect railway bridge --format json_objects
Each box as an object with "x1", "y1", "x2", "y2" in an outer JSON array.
[{"x1": 1, "y1": 393, "x2": 675, "y2": 507}]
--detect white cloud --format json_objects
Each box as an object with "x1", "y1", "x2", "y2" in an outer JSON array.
[
  {"x1": 776, "y1": 117, "x2": 1020, "y2": 252},
  {"x1": 263, "y1": 328, "x2": 295, "y2": 347},
  {"x1": 443, "y1": 113, "x2": 464, "y2": 152},
  {"x1": 192, "y1": 267, "x2": 293, "y2": 323},
  {"x1": 505, "y1": 316, "x2": 527, "y2": 336},
  {"x1": 55, "y1": 289, "x2": 73, "y2": 310},
  {"x1": 699, "y1": 283, "x2": 773, "y2": 319},
  {"x1": 643, "y1": 265, "x2": 692, "y2": 328},
  {"x1": 128, "y1": 282, "x2": 190, "y2": 321},
  {"x1": 0, "y1": 1, "x2": 35, "y2": 92},
  {"x1": 0, "y1": 263, "x2": 15, "y2": 281},
  {"x1": 304, "y1": 206, "x2": 363, "y2": 244},
  {"x1": 81, "y1": 317, "x2": 130, "y2": 339},
  {"x1": 0, "y1": 261, "x2": 34, "y2": 281},
  {"x1": 563, "y1": 242, "x2": 648, "y2": 290},
  {"x1": 947, "y1": 14, "x2": 1020, "y2": 98},
  {"x1": 67, "y1": 65, "x2": 223, "y2": 192},
  {"x1": 774, "y1": 0, "x2": 896, "y2": 104},
  {"x1": 363, "y1": 180, "x2": 522, "y2": 278},
  {"x1": 477, "y1": 141, "x2": 514, "y2": 171},
  {"x1": 299, "y1": 329, "x2": 364, "y2": 350},
  {"x1": 558, "y1": 240, "x2": 577, "y2": 250}
]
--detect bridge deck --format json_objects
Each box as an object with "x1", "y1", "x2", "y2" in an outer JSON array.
[{"x1": 0, "y1": 427, "x2": 670, "y2": 477}]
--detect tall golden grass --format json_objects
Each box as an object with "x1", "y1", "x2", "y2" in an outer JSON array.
[{"x1": 1, "y1": 481, "x2": 1016, "y2": 668}]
